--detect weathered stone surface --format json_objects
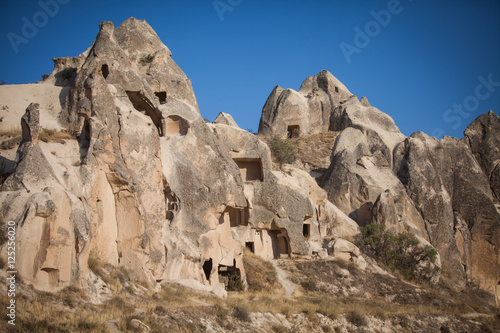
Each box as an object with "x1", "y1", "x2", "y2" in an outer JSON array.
[
  {"x1": 210, "y1": 123, "x2": 313, "y2": 258},
  {"x1": 360, "y1": 96, "x2": 370, "y2": 107},
  {"x1": 394, "y1": 131, "x2": 500, "y2": 294},
  {"x1": 258, "y1": 70, "x2": 353, "y2": 138},
  {"x1": 1, "y1": 17, "x2": 498, "y2": 307},
  {"x1": 20, "y1": 103, "x2": 40, "y2": 144},
  {"x1": 213, "y1": 112, "x2": 239, "y2": 127},
  {"x1": 320, "y1": 127, "x2": 406, "y2": 225},
  {"x1": 464, "y1": 110, "x2": 500, "y2": 202},
  {"x1": 168, "y1": 279, "x2": 227, "y2": 299},
  {"x1": 2, "y1": 19, "x2": 349, "y2": 295},
  {"x1": 0, "y1": 18, "x2": 245, "y2": 292}
]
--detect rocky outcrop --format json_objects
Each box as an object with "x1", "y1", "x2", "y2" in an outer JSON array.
[
  {"x1": 2, "y1": 18, "x2": 355, "y2": 297},
  {"x1": 210, "y1": 123, "x2": 313, "y2": 258},
  {"x1": 258, "y1": 70, "x2": 353, "y2": 139},
  {"x1": 258, "y1": 69, "x2": 498, "y2": 302},
  {"x1": 464, "y1": 110, "x2": 500, "y2": 202},
  {"x1": 394, "y1": 131, "x2": 500, "y2": 298},
  {"x1": 1, "y1": 17, "x2": 498, "y2": 308},
  {"x1": 213, "y1": 112, "x2": 239, "y2": 127},
  {"x1": 1, "y1": 18, "x2": 241, "y2": 293}
]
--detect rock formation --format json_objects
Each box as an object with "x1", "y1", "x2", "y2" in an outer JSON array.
[
  {"x1": 258, "y1": 70, "x2": 353, "y2": 139},
  {"x1": 213, "y1": 112, "x2": 239, "y2": 127},
  {"x1": 0, "y1": 19, "x2": 351, "y2": 298},
  {"x1": 258, "y1": 70, "x2": 500, "y2": 304},
  {"x1": 0, "y1": 18, "x2": 498, "y2": 308}
]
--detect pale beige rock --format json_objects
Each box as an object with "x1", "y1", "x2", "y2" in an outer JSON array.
[
  {"x1": 213, "y1": 112, "x2": 239, "y2": 127},
  {"x1": 258, "y1": 70, "x2": 352, "y2": 139},
  {"x1": 0, "y1": 84, "x2": 67, "y2": 132}
]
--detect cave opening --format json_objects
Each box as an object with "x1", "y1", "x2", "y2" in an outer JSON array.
[
  {"x1": 287, "y1": 125, "x2": 300, "y2": 138},
  {"x1": 203, "y1": 258, "x2": 213, "y2": 281},
  {"x1": 165, "y1": 115, "x2": 189, "y2": 137},
  {"x1": 126, "y1": 91, "x2": 164, "y2": 136},
  {"x1": 218, "y1": 260, "x2": 242, "y2": 291},
  {"x1": 233, "y1": 158, "x2": 263, "y2": 182},
  {"x1": 101, "y1": 64, "x2": 109, "y2": 79},
  {"x1": 155, "y1": 91, "x2": 167, "y2": 104}
]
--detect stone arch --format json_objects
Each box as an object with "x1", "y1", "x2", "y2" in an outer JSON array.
[{"x1": 165, "y1": 115, "x2": 189, "y2": 137}]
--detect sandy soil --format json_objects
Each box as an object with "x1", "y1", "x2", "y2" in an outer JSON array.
[{"x1": 0, "y1": 83, "x2": 69, "y2": 131}]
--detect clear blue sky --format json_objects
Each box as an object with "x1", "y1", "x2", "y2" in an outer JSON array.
[{"x1": 1, "y1": 0, "x2": 499, "y2": 138}]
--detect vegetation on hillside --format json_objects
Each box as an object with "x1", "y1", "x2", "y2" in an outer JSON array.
[
  {"x1": 270, "y1": 136, "x2": 297, "y2": 169},
  {"x1": 359, "y1": 223, "x2": 440, "y2": 282}
]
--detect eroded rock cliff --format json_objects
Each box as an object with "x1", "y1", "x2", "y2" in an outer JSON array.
[
  {"x1": 258, "y1": 70, "x2": 500, "y2": 304},
  {"x1": 0, "y1": 19, "x2": 351, "y2": 300}
]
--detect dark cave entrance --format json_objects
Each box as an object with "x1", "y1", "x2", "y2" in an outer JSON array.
[
  {"x1": 203, "y1": 258, "x2": 213, "y2": 281},
  {"x1": 287, "y1": 125, "x2": 300, "y2": 138}
]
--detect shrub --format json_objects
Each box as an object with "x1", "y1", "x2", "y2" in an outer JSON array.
[
  {"x1": 233, "y1": 306, "x2": 251, "y2": 322},
  {"x1": 270, "y1": 136, "x2": 297, "y2": 169},
  {"x1": 347, "y1": 311, "x2": 368, "y2": 327},
  {"x1": 242, "y1": 248, "x2": 282, "y2": 293},
  {"x1": 140, "y1": 54, "x2": 155, "y2": 64},
  {"x1": 360, "y1": 223, "x2": 439, "y2": 282},
  {"x1": 300, "y1": 278, "x2": 317, "y2": 292},
  {"x1": 227, "y1": 273, "x2": 243, "y2": 291}
]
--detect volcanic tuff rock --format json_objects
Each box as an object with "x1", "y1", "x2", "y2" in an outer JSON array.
[
  {"x1": 257, "y1": 69, "x2": 499, "y2": 304},
  {"x1": 258, "y1": 70, "x2": 353, "y2": 139},
  {"x1": 0, "y1": 16, "x2": 498, "y2": 309},
  {"x1": 0, "y1": 18, "x2": 360, "y2": 298},
  {"x1": 464, "y1": 110, "x2": 500, "y2": 201},
  {"x1": 213, "y1": 112, "x2": 239, "y2": 127},
  {"x1": 394, "y1": 131, "x2": 500, "y2": 298}
]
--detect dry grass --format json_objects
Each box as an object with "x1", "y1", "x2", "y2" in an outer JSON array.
[
  {"x1": 38, "y1": 129, "x2": 76, "y2": 143},
  {"x1": 1, "y1": 256, "x2": 498, "y2": 332},
  {"x1": 243, "y1": 248, "x2": 283, "y2": 293},
  {"x1": 292, "y1": 131, "x2": 339, "y2": 170},
  {"x1": 261, "y1": 131, "x2": 339, "y2": 171},
  {"x1": 0, "y1": 129, "x2": 22, "y2": 150},
  {"x1": 0, "y1": 128, "x2": 76, "y2": 150}
]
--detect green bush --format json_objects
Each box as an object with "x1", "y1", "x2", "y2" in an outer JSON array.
[
  {"x1": 226, "y1": 273, "x2": 243, "y2": 291},
  {"x1": 270, "y1": 136, "x2": 297, "y2": 169},
  {"x1": 360, "y1": 223, "x2": 439, "y2": 282},
  {"x1": 140, "y1": 54, "x2": 155, "y2": 64}
]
